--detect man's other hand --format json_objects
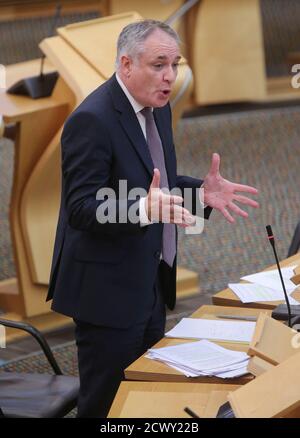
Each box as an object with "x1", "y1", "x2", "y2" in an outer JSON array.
[{"x1": 203, "y1": 153, "x2": 259, "y2": 224}]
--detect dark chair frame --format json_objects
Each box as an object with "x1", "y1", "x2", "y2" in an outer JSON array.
[{"x1": 0, "y1": 318, "x2": 79, "y2": 418}]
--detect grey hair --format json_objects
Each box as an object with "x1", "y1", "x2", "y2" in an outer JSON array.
[{"x1": 115, "y1": 19, "x2": 180, "y2": 69}]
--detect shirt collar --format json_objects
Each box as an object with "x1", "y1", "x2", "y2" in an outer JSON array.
[{"x1": 115, "y1": 73, "x2": 153, "y2": 114}]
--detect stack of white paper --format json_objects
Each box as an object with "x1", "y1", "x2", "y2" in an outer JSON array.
[
  {"x1": 228, "y1": 283, "x2": 299, "y2": 304},
  {"x1": 146, "y1": 339, "x2": 249, "y2": 378},
  {"x1": 165, "y1": 318, "x2": 255, "y2": 343},
  {"x1": 241, "y1": 266, "x2": 297, "y2": 292},
  {"x1": 228, "y1": 266, "x2": 299, "y2": 304}
]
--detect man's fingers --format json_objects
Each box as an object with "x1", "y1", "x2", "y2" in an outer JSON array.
[
  {"x1": 150, "y1": 168, "x2": 160, "y2": 190},
  {"x1": 171, "y1": 205, "x2": 195, "y2": 225},
  {"x1": 183, "y1": 212, "x2": 196, "y2": 226},
  {"x1": 160, "y1": 192, "x2": 183, "y2": 207},
  {"x1": 220, "y1": 207, "x2": 235, "y2": 224},
  {"x1": 232, "y1": 183, "x2": 258, "y2": 195},
  {"x1": 147, "y1": 169, "x2": 160, "y2": 221},
  {"x1": 169, "y1": 195, "x2": 184, "y2": 205},
  {"x1": 233, "y1": 194, "x2": 259, "y2": 208},
  {"x1": 228, "y1": 201, "x2": 248, "y2": 218},
  {"x1": 208, "y1": 152, "x2": 220, "y2": 177}
]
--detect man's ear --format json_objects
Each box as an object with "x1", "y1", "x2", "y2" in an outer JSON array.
[{"x1": 120, "y1": 55, "x2": 132, "y2": 78}]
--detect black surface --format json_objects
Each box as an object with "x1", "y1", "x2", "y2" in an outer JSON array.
[
  {"x1": 216, "y1": 402, "x2": 236, "y2": 419},
  {"x1": 272, "y1": 303, "x2": 300, "y2": 320},
  {"x1": 7, "y1": 71, "x2": 58, "y2": 99}
]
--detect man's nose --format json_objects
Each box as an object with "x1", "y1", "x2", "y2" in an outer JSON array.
[{"x1": 163, "y1": 65, "x2": 177, "y2": 83}]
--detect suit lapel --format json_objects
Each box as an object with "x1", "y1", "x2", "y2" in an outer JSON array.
[
  {"x1": 119, "y1": 110, "x2": 154, "y2": 177},
  {"x1": 108, "y1": 75, "x2": 154, "y2": 177}
]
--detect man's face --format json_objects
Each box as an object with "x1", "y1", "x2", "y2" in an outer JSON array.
[{"x1": 121, "y1": 29, "x2": 181, "y2": 108}]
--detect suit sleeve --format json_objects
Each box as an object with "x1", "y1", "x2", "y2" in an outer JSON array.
[
  {"x1": 176, "y1": 175, "x2": 212, "y2": 219},
  {"x1": 61, "y1": 111, "x2": 144, "y2": 235}
]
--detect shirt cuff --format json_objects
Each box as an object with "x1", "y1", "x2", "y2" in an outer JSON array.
[{"x1": 139, "y1": 196, "x2": 152, "y2": 226}]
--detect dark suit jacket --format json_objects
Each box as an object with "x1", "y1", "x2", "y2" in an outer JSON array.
[{"x1": 47, "y1": 74, "x2": 210, "y2": 328}]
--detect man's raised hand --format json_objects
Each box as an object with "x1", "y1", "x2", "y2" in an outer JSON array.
[
  {"x1": 145, "y1": 168, "x2": 196, "y2": 227},
  {"x1": 203, "y1": 153, "x2": 259, "y2": 224}
]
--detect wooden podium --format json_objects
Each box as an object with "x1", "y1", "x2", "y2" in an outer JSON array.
[
  {"x1": 228, "y1": 351, "x2": 300, "y2": 417},
  {"x1": 292, "y1": 265, "x2": 300, "y2": 286},
  {"x1": 0, "y1": 12, "x2": 194, "y2": 325},
  {"x1": 108, "y1": 381, "x2": 241, "y2": 418},
  {"x1": 248, "y1": 314, "x2": 299, "y2": 365},
  {"x1": 246, "y1": 313, "x2": 300, "y2": 377}
]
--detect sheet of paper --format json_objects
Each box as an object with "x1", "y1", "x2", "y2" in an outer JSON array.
[
  {"x1": 228, "y1": 283, "x2": 299, "y2": 305},
  {"x1": 165, "y1": 318, "x2": 255, "y2": 343},
  {"x1": 241, "y1": 266, "x2": 297, "y2": 293},
  {"x1": 146, "y1": 339, "x2": 249, "y2": 378},
  {"x1": 155, "y1": 355, "x2": 248, "y2": 375},
  {"x1": 213, "y1": 365, "x2": 249, "y2": 379},
  {"x1": 159, "y1": 360, "x2": 249, "y2": 378}
]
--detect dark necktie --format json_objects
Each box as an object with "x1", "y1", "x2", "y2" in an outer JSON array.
[{"x1": 141, "y1": 107, "x2": 176, "y2": 268}]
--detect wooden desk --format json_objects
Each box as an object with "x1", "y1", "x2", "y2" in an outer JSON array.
[
  {"x1": 125, "y1": 305, "x2": 271, "y2": 384},
  {"x1": 108, "y1": 381, "x2": 240, "y2": 418},
  {"x1": 212, "y1": 253, "x2": 300, "y2": 309}
]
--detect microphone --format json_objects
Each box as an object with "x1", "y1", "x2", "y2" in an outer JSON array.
[
  {"x1": 266, "y1": 225, "x2": 292, "y2": 327},
  {"x1": 39, "y1": 4, "x2": 62, "y2": 77},
  {"x1": 7, "y1": 4, "x2": 61, "y2": 99}
]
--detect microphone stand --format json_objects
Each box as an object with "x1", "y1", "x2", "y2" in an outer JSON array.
[{"x1": 266, "y1": 225, "x2": 292, "y2": 327}]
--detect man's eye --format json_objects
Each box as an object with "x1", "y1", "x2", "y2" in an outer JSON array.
[
  {"x1": 154, "y1": 64, "x2": 163, "y2": 69},
  {"x1": 173, "y1": 63, "x2": 179, "y2": 69}
]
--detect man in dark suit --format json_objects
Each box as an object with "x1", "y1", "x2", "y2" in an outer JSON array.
[{"x1": 47, "y1": 20, "x2": 259, "y2": 417}]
